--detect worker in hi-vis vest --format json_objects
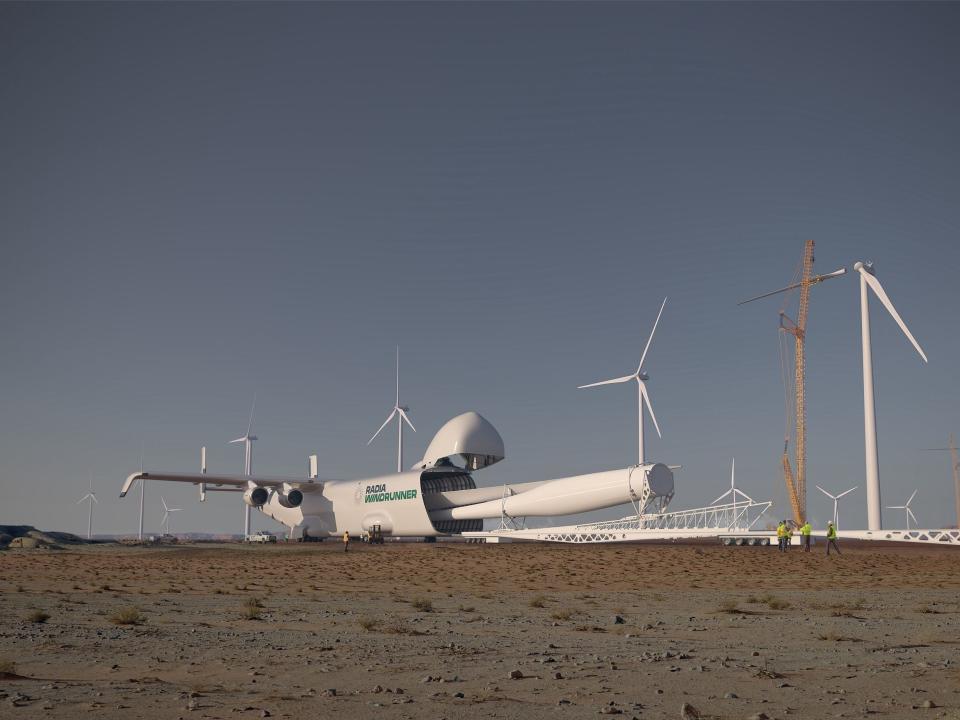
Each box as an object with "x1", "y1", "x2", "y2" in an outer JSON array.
[
  {"x1": 784, "y1": 523, "x2": 794, "y2": 551},
  {"x1": 776, "y1": 521, "x2": 785, "y2": 552},
  {"x1": 826, "y1": 521, "x2": 841, "y2": 556},
  {"x1": 342, "y1": 530, "x2": 350, "y2": 553},
  {"x1": 800, "y1": 521, "x2": 812, "y2": 552}
]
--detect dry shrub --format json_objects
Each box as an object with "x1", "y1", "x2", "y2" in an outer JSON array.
[
  {"x1": 25, "y1": 609, "x2": 50, "y2": 624},
  {"x1": 110, "y1": 607, "x2": 144, "y2": 625},
  {"x1": 717, "y1": 599, "x2": 741, "y2": 614},
  {"x1": 528, "y1": 595, "x2": 547, "y2": 608},
  {"x1": 412, "y1": 598, "x2": 433, "y2": 612},
  {"x1": 357, "y1": 617, "x2": 379, "y2": 631},
  {"x1": 551, "y1": 609, "x2": 574, "y2": 621}
]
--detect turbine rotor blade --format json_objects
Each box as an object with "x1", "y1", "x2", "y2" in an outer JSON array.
[
  {"x1": 712, "y1": 489, "x2": 732, "y2": 505},
  {"x1": 398, "y1": 408, "x2": 416, "y2": 432},
  {"x1": 836, "y1": 486, "x2": 858, "y2": 498},
  {"x1": 815, "y1": 485, "x2": 836, "y2": 500},
  {"x1": 859, "y1": 267, "x2": 928, "y2": 363},
  {"x1": 907, "y1": 508, "x2": 919, "y2": 526},
  {"x1": 577, "y1": 374, "x2": 635, "y2": 389},
  {"x1": 907, "y1": 489, "x2": 918, "y2": 506},
  {"x1": 246, "y1": 393, "x2": 257, "y2": 438},
  {"x1": 229, "y1": 437, "x2": 246, "y2": 444},
  {"x1": 636, "y1": 296, "x2": 668, "y2": 373},
  {"x1": 639, "y1": 381, "x2": 662, "y2": 438},
  {"x1": 367, "y1": 409, "x2": 397, "y2": 445}
]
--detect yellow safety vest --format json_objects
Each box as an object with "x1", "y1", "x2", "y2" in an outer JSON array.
[{"x1": 827, "y1": 526, "x2": 836, "y2": 539}]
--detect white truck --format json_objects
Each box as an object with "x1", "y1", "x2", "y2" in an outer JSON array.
[{"x1": 245, "y1": 530, "x2": 277, "y2": 544}]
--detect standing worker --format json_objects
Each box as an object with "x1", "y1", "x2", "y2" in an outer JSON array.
[
  {"x1": 800, "y1": 520, "x2": 812, "y2": 552},
  {"x1": 826, "y1": 521, "x2": 841, "y2": 556},
  {"x1": 776, "y1": 521, "x2": 785, "y2": 552},
  {"x1": 784, "y1": 522, "x2": 794, "y2": 551},
  {"x1": 342, "y1": 530, "x2": 350, "y2": 553}
]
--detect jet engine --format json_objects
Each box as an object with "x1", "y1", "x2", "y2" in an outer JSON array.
[
  {"x1": 275, "y1": 487, "x2": 304, "y2": 508},
  {"x1": 243, "y1": 486, "x2": 269, "y2": 508}
]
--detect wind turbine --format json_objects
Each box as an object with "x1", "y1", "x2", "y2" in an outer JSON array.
[
  {"x1": 887, "y1": 489, "x2": 919, "y2": 530},
  {"x1": 578, "y1": 297, "x2": 666, "y2": 465},
  {"x1": 76, "y1": 472, "x2": 98, "y2": 540},
  {"x1": 230, "y1": 395, "x2": 258, "y2": 538},
  {"x1": 711, "y1": 458, "x2": 754, "y2": 528},
  {"x1": 854, "y1": 261, "x2": 928, "y2": 531},
  {"x1": 815, "y1": 485, "x2": 857, "y2": 529},
  {"x1": 368, "y1": 347, "x2": 416, "y2": 473},
  {"x1": 160, "y1": 497, "x2": 182, "y2": 535}
]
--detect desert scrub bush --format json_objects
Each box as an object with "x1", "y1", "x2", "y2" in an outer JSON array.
[
  {"x1": 243, "y1": 597, "x2": 264, "y2": 609},
  {"x1": 716, "y1": 598, "x2": 742, "y2": 614},
  {"x1": 383, "y1": 621, "x2": 426, "y2": 636},
  {"x1": 25, "y1": 609, "x2": 50, "y2": 624},
  {"x1": 528, "y1": 595, "x2": 547, "y2": 608},
  {"x1": 550, "y1": 608, "x2": 574, "y2": 621},
  {"x1": 357, "y1": 617, "x2": 379, "y2": 631},
  {"x1": 109, "y1": 607, "x2": 144, "y2": 625},
  {"x1": 765, "y1": 597, "x2": 792, "y2": 610},
  {"x1": 411, "y1": 598, "x2": 433, "y2": 612},
  {"x1": 457, "y1": 604, "x2": 476, "y2": 613}
]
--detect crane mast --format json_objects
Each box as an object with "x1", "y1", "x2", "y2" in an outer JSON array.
[
  {"x1": 779, "y1": 240, "x2": 814, "y2": 525},
  {"x1": 739, "y1": 241, "x2": 846, "y2": 528}
]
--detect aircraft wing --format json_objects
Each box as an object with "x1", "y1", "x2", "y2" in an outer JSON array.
[{"x1": 119, "y1": 471, "x2": 324, "y2": 498}]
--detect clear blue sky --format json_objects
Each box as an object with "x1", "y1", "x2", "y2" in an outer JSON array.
[{"x1": 1, "y1": 2, "x2": 958, "y2": 536}]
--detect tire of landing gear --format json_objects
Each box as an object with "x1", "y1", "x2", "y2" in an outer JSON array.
[
  {"x1": 761, "y1": 537, "x2": 770, "y2": 546},
  {"x1": 722, "y1": 537, "x2": 733, "y2": 546},
  {"x1": 734, "y1": 537, "x2": 745, "y2": 546}
]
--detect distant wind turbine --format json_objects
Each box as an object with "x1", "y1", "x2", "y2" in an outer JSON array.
[
  {"x1": 368, "y1": 347, "x2": 416, "y2": 473},
  {"x1": 854, "y1": 261, "x2": 928, "y2": 531},
  {"x1": 76, "y1": 472, "x2": 98, "y2": 540},
  {"x1": 578, "y1": 297, "x2": 667, "y2": 465},
  {"x1": 815, "y1": 484, "x2": 857, "y2": 529},
  {"x1": 160, "y1": 496, "x2": 182, "y2": 535},
  {"x1": 712, "y1": 458, "x2": 754, "y2": 505},
  {"x1": 230, "y1": 395, "x2": 258, "y2": 538},
  {"x1": 887, "y1": 489, "x2": 919, "y2": 530}
]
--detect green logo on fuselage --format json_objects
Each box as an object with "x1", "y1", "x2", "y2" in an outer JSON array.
[{"x1": 364, "y1": 483, "x2": 418, "y2": 504}]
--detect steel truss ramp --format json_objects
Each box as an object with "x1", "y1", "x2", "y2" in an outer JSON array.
[
  {"x1": 839, "y1": 529, "x2": 960, "y2": 545},
  {"x1": 465, "y1": 499, "x2": 774, "y2": 544}
]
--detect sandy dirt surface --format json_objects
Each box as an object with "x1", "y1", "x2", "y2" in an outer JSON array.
[{"x1": 2, "y1": 541, "x2": 960, "y2": 719}]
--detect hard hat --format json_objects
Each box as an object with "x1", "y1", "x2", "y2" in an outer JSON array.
[{"x1": 828, "y1": 520, "x2": 834, "y2": 525}]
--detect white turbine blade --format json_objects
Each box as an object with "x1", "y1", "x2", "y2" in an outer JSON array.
[
  {"x1": 577, "y1": 374, "x2": 635, "y2": 389},
  {"x1": 836, "y1": 486, "x2": 858, "y2": 499},
  {"x1": 906, "y1": 489, "x2": 918, "y2": 506},
  {"x1": 229, "y1": 437, "x2": 246, "y2": 444},
  {"x1": 246, "y1": 393, "x2": 257, "y2": 438},
  {"x1": 639, "y1": 381, "x2": 661, "y2": 438},
  {"x1": 736, "y1": 489, "x2": 756, "y2": 504},
  {"x1": 91, "y1": 494, "x2": 99, "y2": 504},
  {"x1": 636, "y1": 297, "x2": 668, "y2": 373},
  {"x1": 859, "y1": 268, "x2": 928, "y2": 363},
  {"x1": 77, "y1": 495, "x2": 90, "y2": 504},
  {"x1": 712, "y1": 489, "x2": 732, "y2": 505},
  {"x1": 367, "y1": 409, "x2": 397, "y2": 445},
  {"x1": 815, "y1": 485, "x2": 836, "y2": 500},
  {"x1": 887, "y1": 505, "x2": 905, "y2": 510},
  {"x1": 162, "y1": 497, "x2": 169, "y2": 511},
  {"x1": 395, "y1": 346, "x2": 400, "y2": 407},
  {"x1": 398, "y1": 408, "x2": 416, "y2": 432},
  {"x1": 907, "y1": 507, "x2": 919, "y2": 526},
  {"x1": 730, "y1": 457, "x2": 735, "y2": 489}
]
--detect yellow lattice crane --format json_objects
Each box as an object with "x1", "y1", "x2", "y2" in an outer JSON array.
[{"x1": 740, "y1": 241, "x2": 846, "y2": 525}]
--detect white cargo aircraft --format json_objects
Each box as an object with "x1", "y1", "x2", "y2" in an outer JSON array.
[{"x1": 120, "y1": 412, "x2": 675, "y2": 539}]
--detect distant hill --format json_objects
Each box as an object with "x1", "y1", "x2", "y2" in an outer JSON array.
[{"x1": 0, "y1": 525, "x2": 87, "y2": 549}]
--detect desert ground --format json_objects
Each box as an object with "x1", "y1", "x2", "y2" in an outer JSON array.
[{"x1": 1, "y1": 541, "x2": 959, "y2": 720}]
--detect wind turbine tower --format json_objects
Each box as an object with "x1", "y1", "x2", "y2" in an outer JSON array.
[
  {"x1": 578, "y1": 297, "x2": 666, "y2": 466},
  {"x1": 887, "y1": 489, "x2": 919, "y2": 530},
  {"x1": 854, "y1": 261, "x2": 928, "y2": 530},
  {"x1": 230, "y1": 396, "x2": 258, "y2": 538},
  {"x1": 368, "y1": 347, "x2": 416, "y2": 473},
  {"x1": 815, "y1": 484, "x2": 857, "y2": 529},
  {"x1": 160, "y1": 497, "x2": 182, "y2": 535},
  {"x1": 923, "y1": 434, "x2": 960, "y2": 528},
  {"x1": 77, "y1": 473, "x2": 98, "y2": 540}
]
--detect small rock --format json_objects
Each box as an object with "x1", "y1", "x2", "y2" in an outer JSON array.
[
  {"x1": 612, "y1": 615, "x2": 625, "y2": 624},
  {"x1": 260, "y1": 711, "x2": 270, "y2": 718},
  {"x1": 747, "y1": 713, "x2": 770, "y2": 720},
  {"x1": 453, "y1": 692, "x2": 464, "y2": 699},
  {"x1": 680, "y1": 703, "x2": 702, "y2": 720},
  {"x1": 725, "y1": 692, "x2": 739, "y2": 699},
  {"x1": 509, "y1": 670, "x2": 524, "y2": 680},
  {"x1": 372, "y1": 685, "x2": 383, "y2": 693},
  {"x1": 554, "y1": 671, "x2": 563, "y2": 680},
  {"x1": 922, "y1": 700, "x2": 936, "y2": 709},
  {"x1": 322, "y1": 689, "x2": 337, "y2": 697}
]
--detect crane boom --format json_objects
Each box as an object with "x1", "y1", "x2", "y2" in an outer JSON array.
[{"x1": 740, "y1": 241, "x2": 846, "y2": 526}]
